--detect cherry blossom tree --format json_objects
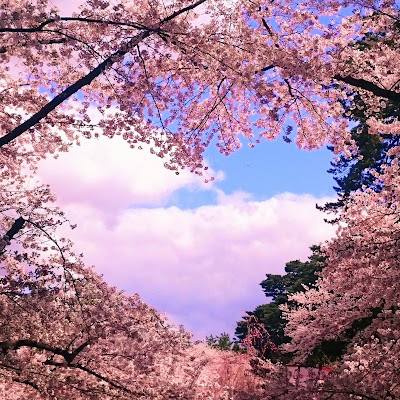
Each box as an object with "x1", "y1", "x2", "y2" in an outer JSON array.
[
  {"x1": 242, "y1": 4, "x2": 399, "y2": 398},
  {"x1": 0, "y1": 206, "x2": 184, "y2": 398},
  {"x1": 1, "y1": 207, "x2": 263, "y2": 399},
  {"x1": 1, "y1": 0, "x2": 399, "y2": 177},
  {"x1": 276, "y1": 158, "x2": 400, "y2": 399},
  {"x1": 1, "y1": 0, "x2": 400, "y2": 398}
]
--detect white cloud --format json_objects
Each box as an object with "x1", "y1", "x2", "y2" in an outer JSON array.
[
  {"x1": 39, "y1": 136, "x2": 223, "y2": 214},
  {"x1": 56, "y1": 191, "x2": 335, "y2": 339},
  {"x1": 38, "y1": 136, "x2": 336, "y2": 339}
]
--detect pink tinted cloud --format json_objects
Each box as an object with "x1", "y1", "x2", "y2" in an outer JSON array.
[
  {"x1": 49, "y1": 0, "x2": 84, "y2": 14},
  {"x1": 56, "y1": 192, "x2": 335, "y2": 338},
  {"x1": 39, "y1": 136, "x2": 222, "y2": 215},
  {"x1": 29, "y1": 1, "x2": 338, "y2": 339},
  {"x1": 38, "y1": 137, "x2": 335, "y2": 338}
]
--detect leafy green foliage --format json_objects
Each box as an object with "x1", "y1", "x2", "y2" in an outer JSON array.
[
  {"x1": 206, "y1": 333, "x2": 241, "y2": 352},
  {"x1": 235, "y1": 245, "x2": 381, "y2": 365},
  {"x1": 321, "y1": 32, "x2": 400, "y2": 213},
  {"x1": 235, "y1": 246, "x2": 326, "y2": 363},
  {"x1": 322, "y1": 111, "x2": 400, "y2": 212},
  {"x1": 305, "y1": 307, "x2": 383, "y2": 366},
  {"x1": 260, "y1": 245, "x2": 326, "y2": 300}
]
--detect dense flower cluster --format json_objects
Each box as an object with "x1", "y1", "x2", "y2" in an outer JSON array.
[
  {"x1": 1, "y1": 0, "x2": 399, "y2": 398},
  {"x1": 1, "y1": 0, "x2": 398, "y2": 176}
]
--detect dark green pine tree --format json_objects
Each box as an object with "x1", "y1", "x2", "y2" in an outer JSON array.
[
  {"x1": 205, "y1": 332, "x2": 241, "y2": 352},
  {"x1": 235, "y1": 246, "x2": 326, "y2": 363},
  {"x1": 234, "y1": 97, "x2": 399, "y2": 364},
  {"x1": 321, "y1": 97, "x2": 400, "y2": 213},
  {"x1": 235, "y1": 247, "x2": 381, "y2": 365},
  {"x1": 234, "y1": 25, "x2": 400, "y2": 365},
  {"x1": 321, "y1": 31, "x2": 400, "y2": 213}
]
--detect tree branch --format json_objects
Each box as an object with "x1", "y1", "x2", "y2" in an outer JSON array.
[
  {"x1": 0, "y1": 29, "x2": 151, "y2": 147},
  {"x1": 334, "y1": 75, "x2": 400, "y2": 103},
  {"x1": 4, "y1": 216, "x2": 25, "y2": 240},
  {"x1": 0, "y1": 216, "x2": 25, "y2": 252},
  {"x1": 0, "y1": 0, "x2": 206, "y2": 147},
  {"x1": 0, "y1": 17, "x2": 146, "y2": 33},
  {"x1": 0, "y1": 339, "x2": 69, "y2": 358},
  {"x1": 12, "y1": 378, "x2": 40, "y2": 392},
  {"x1": 0, "y1": 19, "x2": 57, "y2": 33},
  {"x1": 0, "y1": 339, "x2": 89, "y2": 364},
  {"x1": 73, "y1": 363, "x2": 133, "y2": 393}
]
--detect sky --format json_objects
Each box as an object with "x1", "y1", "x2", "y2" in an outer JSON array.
[
  {"x1": 35, "y1": 0, "x2": 338, "y2": 340},
  {"x1": 38, "y1": 134, "x2": 337, "y2": 339}
]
